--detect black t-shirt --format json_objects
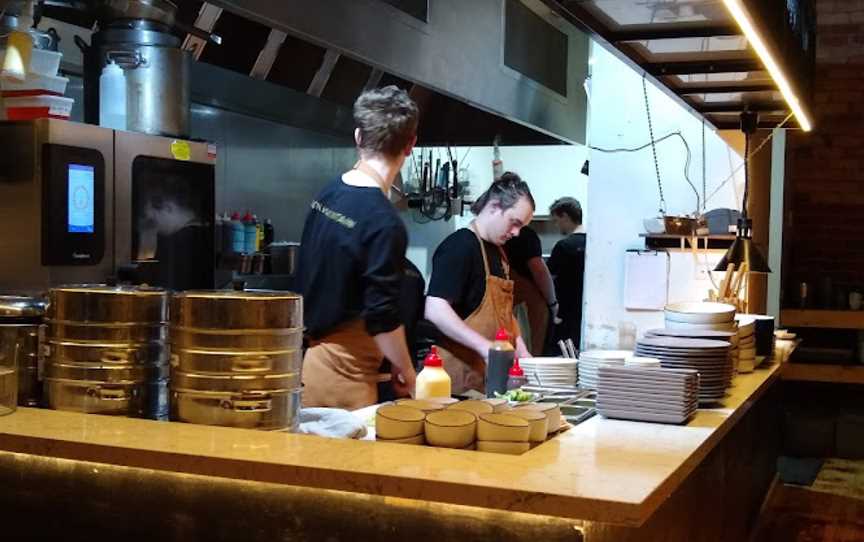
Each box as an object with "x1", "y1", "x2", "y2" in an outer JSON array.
[
  {"x1": 547, "y1": 233, "x2": 586, "y2": 319},
  {"x1": 297, "y1": 178, "x2": 407, "y2": 338},
  {"x1": 504, "y1": 226, "x2": 542, "y2": 278},
  {"x1": 427, "y1": 228, "x2": 507, "y2": 319},
  {"x1": 400, "y1": 258, "x2": 426, "y2": 349}
]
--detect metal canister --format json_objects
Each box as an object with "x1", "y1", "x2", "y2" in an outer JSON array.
[
  {"x1": 45, "y1": 363, "x2": 168, "y2": 417},
  {"x1": 82, "y1": 19, "x2": 191, "y2": 138},
  {"x1": 48, "y1": 284, "x2": 168, "y2": 324},
  {"x1": 45, "y1": 285, "x2": 169, "y2": 419},
  {"x1": 0, "y1": 295, "x2": 47, "y2": 408},
  {"x1": 169, "y1": 290, "x2": 303, "y2": 431}
]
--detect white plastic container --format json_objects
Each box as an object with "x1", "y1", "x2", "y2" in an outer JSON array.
[
  {"x1": 99, "y1": 61, "x2": 127, "y2": 130},
  {"x1": 1, "y1": 72, "x2": 69, "y2": 96},
  {"x1": 28, "y1": 48, "x2": 62, "y2": 76}
]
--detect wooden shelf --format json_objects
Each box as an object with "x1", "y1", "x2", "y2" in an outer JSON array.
[
  {"x1": 639, "y1": 233, "x2": 736, "y2": 240},
  {"x1": 640, "y1": 233, "x2": 735, "y2": 250},
  {"x1": 780, "y1": 309, "x2": 864, "y2": 330},
  {"x1": 781, "y1": 363, "x2": 864, "y2": 385}
]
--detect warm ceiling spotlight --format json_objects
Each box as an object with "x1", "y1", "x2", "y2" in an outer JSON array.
[{"x1": 722, "y1": 0, "x2": 813, "y2": 132}]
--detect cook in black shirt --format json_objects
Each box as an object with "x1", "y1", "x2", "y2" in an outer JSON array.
[
  {"x1": 425, "y1": 173, "x2": 534, "y2": 394},
  {"x1": 548, "y1": 197, "x2": 587, "y2": 349},
  {"x1": 504, "y1": 226, "x2": 558, "y2": 355},
  {"x1": 297, "y1": 86, "x2": 420, "y2": 409}
]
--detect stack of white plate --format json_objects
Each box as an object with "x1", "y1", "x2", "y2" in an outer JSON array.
[
  {"x1": 597, "y1": 365, "x2": 699, "y2": 424},
  {"x1": 735, "y1": 317, "x2": 757, "y2": 372},
  {"x1": 644, "y1": 328, "x2": 737, "y2": 378},
  {"x1": 578, "y1": 350, "x2": 632, "y2": 389},
  {"x1": 664, "y1": 302, "x2": 738, "y2": 374},
  {"x1": 520, "y1": 357, "x2": 578, "y2": 388},
  {"x1": 664, "y1": 302, "x2": 736, "y2": 330},
  {"x1": 635, "y1": 336, "x2": 731, "y2": 403}
]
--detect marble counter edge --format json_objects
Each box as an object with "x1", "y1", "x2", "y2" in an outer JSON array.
[{"x1": 0, "y1": 363, "x2": 781, "y2": 526}]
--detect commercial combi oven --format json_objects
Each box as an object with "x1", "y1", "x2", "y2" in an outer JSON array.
[{"x1": 0, "y1": 119, "x2": 215, "y2": 292}]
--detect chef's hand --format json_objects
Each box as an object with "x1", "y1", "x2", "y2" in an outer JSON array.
[
  {"x1": 475, "y1": 338, "x2": 493, "y2": 364},
  {"x1": 392, "y1": 364, "x2": 417, "y2": 398},
  {"x1": 550, "y1": 302, "x2": 563, "y2": 325}
]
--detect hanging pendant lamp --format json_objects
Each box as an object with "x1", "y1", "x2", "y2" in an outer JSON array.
[{"x1": 715, "y1": 111, "x2": 771, "y2": 273}]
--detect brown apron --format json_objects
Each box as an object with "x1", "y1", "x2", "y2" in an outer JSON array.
[
  {"x1": 302, "y1": 319, "x2": 389, "y2": 410},
  {"x1": 300, "y1": 161, "x2": 392, "y2": 410},
  {"x1": 512, "y1": 269, "x2": 549, "y2": 356},
  {"x1": 437, "y1": 225, "x2": 520, "y2": 394}
]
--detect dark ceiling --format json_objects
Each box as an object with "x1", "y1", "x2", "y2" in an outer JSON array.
[{"x1": 539, "y1": 0, "x2": 816, "y2": 131}]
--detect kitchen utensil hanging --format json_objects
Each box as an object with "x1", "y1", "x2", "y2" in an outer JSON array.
[{"x1": 407, "y1": 143, "x2": 467, "y2": 222}]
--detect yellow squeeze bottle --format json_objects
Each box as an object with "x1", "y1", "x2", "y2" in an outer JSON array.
[{"x1": 415, "y1": 346, "x2": 451, "y2": 400}]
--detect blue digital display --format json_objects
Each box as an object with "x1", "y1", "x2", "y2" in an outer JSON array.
[{"x1": 68, "y1": 164, "x2": 94, "y2": 234}]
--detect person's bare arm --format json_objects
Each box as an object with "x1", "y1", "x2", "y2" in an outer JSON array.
[
  {"x1": 528, "y1": 256, "x2": 562, "y2": 323},
  {"x1": 425, "y1": 296, "x2": 492, "y2": 361},
  {"x1": 527, "y1": 256, "x2": 556, "y2": 306},
  {"x1": 515, "y1": 335, "x2": 530, "y2": 358},
  {"x1": 372, "y1": 326, "x2": 416, "y2": 397}
]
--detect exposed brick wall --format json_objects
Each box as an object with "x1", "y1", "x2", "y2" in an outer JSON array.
[{"x1": 784, "y1": 0, "x2": 864, "y2": 297}]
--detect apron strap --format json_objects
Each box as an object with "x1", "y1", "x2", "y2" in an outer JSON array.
[
  {"x1": 468, "y1": 222, "x2": 511, "y2": 280},
  {"x1": 469, "y1": 223, "x2": 492, "y2": 278},
  {"x1": 498, "y1": 246, "x2": 511, "y2": 280},
  {"x1": 353, "y1": 160, "x2": 387, "y2": 187}
]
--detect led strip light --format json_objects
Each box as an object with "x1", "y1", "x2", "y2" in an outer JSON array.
[{"x1": 722, "y1": 0, "x2": 813, "y2": 131}]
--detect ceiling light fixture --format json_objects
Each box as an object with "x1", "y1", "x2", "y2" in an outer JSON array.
[{"x1": 722, "y1": 0, "x2": 813, "y2": 132}]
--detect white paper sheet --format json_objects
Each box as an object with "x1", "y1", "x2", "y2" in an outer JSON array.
[{"x1": 624, "y1": 251, "x2": 669, "y2": 310}]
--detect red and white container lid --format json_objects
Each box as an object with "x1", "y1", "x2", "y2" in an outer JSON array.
[
  {"x1": 1, "y1": 72, "x2": 69, "y2": 97},
  {"x1": 3, "y1": 95, "x2": 74, "y2": 120}
]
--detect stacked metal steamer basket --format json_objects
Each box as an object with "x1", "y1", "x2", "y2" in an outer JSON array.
[
  {"x1": 169, "y1": 290, "x2": 303, "y2": 431},
  {"x1": 44, "y1": 285, "x2": 170, "y2": 418}
]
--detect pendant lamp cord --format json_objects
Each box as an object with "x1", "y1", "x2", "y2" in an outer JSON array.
[
  {"x1": 742, "y1": 133, "x2": 750, "y2": 221},
  {"x1": 642, "y1": 74, "x2": 666, "y2": 215}
]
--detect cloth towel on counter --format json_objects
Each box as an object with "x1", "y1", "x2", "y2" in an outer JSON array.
[{"x1": 297, "y1": 408, "x2": 368, "y2": 439}]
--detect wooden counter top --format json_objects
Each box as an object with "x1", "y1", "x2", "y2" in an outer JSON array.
[{"x1": 0, "y1": 362, "x2": 780, "y2": 527}]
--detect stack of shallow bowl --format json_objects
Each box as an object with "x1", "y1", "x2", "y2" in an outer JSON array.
[
  {"x1": 169, "y1": 290, "x2": 303, "y2": 431},
  {"x1": 376, "y1": 405, "x2": 427, "y2": 445},
  {"x1": 736, "y1": 314, "x2": 774, "y2": 369},
  {"x1": 664, "y1": 302, "x2": 738, "y2": 374},
  {"x1": 734, "y1": 317, "x2": 757, "y2": 372},
  {"x1": 44, "y1": 285, "x2": 169, "y2": 419},
  {"x1": 476, "y1": 412, "x2": 532, "y2": 455}
]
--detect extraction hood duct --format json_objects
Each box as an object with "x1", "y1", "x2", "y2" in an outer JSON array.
[{"x1": 205, "y1": 0, "x2": 590, "y2": 145}]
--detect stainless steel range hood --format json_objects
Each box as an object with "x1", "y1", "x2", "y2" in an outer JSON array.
[
  {"x1": 205, "y1": 0, "x2": 590, "y2": 145},
  {"x1": 38, "y1": 0, "x2": 589, "y2": 145}
]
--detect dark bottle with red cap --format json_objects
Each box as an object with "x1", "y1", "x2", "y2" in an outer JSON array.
[{"x1": 486, "y1": 328, "x2": 515, "y2": 397}]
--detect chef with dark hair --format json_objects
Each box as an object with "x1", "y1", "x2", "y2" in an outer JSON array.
[{"x1": 424, "y1": 172, "x2": 533, "y2": 394}]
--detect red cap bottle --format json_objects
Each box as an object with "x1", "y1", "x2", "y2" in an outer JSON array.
[
  {"x1": 509, "y1": 357, "x2": 524, "y2": 377},
  {"x1": 423, "y1": 345, "x2": 443, "y2": 367}
]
